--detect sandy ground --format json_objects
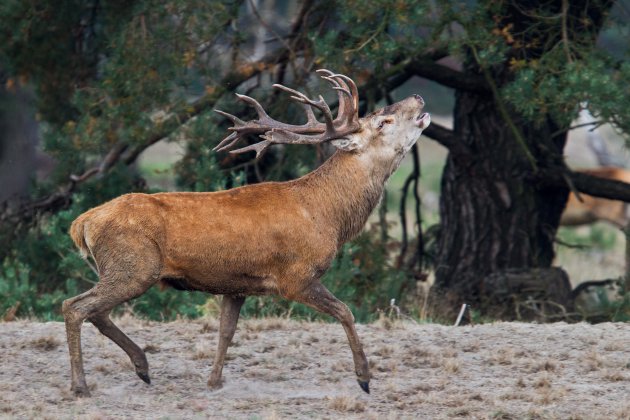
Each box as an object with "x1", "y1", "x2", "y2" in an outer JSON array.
[{"x1": 1, "y1": 316, "x2": 630, "y2": 419}]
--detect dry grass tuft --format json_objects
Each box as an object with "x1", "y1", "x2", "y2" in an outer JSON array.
[
  {"x1": 537, "y1": 386, "x2": 567, "y2": 405},
  {"x1": 85, "y1": 411, "x2": 110, "y2": 420},
  {"x1": 261, "y1": 409, "x2": 282, "y2": 420},
  {"x1": 500, "y1": 391, "x2": 526, "y2": 401},
  {"x1": 94, "y1": 364, "x2": 111, "y2": 375},
  {"x1": 449, "y1": 408, "x2": 471, "y2": 417},
  {"x1": 489, "y1": 347, "x2": 515, "y2": 366},
  {"x1": 490, "y1": 410, "x2": 516, "y2": 419},
  {"x1": 191, "y1": 350, "x2": 210, "y2": 361},
  {"x1": 616, "y1": 405, "x2": 630, "y2": 419},
  {"x1": 530, "y1": 359, "x2": 557, "y2": 373},
  {"x1": 199, "y1": 322, "x2": 217, "y2": 333},
  {"x1": 585, "y1": 350, "x2": 604, "y2": 371},
  {"x1": 534, "y1": 374, "x2": 551, "y2": 389},
  {"x1": 373, "y1": 344, "x2": 395, "y2": 357},
  {"x1": 603, "y1": 342, "x2": 623, "y2": 352},
  {"x1": 29, "y1": 336, "x2": 60, "y2": 351},
  {"x1": 243, "y1": 318, "x2": 290, "y2": 332},
  {"x1": 143, "y1": 344, "x2": 160, "y2": 353},
  {"x1": 328, "y1": 395, "x2": 365, "y2": 413},
  {"x1": 442, "y1": 357, "x2": 460, "y2": 373},
  {"x1": 602, "y1": 370, "x2": 626, "y2": 382},
  {"x1": 462, "y1": 340, "x2": 480, "y2": 352}
]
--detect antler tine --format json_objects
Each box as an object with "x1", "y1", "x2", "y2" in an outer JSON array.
[
  {"x1": 214, "y1": 109, "x2": 246, "y2": 125},
  {"x1": 273, "y1": 83, "x2": 335, "y2": 132},
  {"x1": 315, "y1": 94, "x2": 335, "y2": 132},
  {"x1": 272, "y1": 84, "x2": 310, "y2": 104},
  {"x1": 320, "y1": 75, "x2": 352, "y2": 99},
  {"x1": 213, "y1": 131, "x2": 239, "y2": 152},
  {"x1": 316, "y1": 69, "x2": 357, "y2": 123},
  {"x1": 332, "y1": 73, "x2": 359, "y2": 113},
  {"x1": 228, "y1": 138, "x2": 272, "y2": 159},
  {"x1": 302, "y1": 104, "x2": 319, "y2": 125},
  {"x1": 235, "y1": 93, "x2": 272, "y2": 121}
]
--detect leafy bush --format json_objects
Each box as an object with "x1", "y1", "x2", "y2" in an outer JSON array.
[
  {"x1": 557, "y1": 224, "x2": 618, "y2": 251},
  {"x1": 580, "y1": 279, "x2": 630, "y2": 323},
  {"x1": 0, "y1": 259, "x2": 80, "y2": 321}
]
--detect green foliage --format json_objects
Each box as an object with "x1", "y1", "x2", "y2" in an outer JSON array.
[
  {"x1": 605, "y1": 290, "x2": 630, "y2": 322},
  {"x1": 581, "y1": 281, "x2": 630, "y2": 322},
  {"x1": 312, "y1": 0, "x2": 436, "y2": 70},
  {"x1": 0, "y1": 259, "x2": 80, "y2": 321},
  {"x1": 129, "y1": 286, "x2": 207, "y2": 321},
  {"x1": 503, "y1": 56, "x2": 630, "y2": 131},
  {"x1": 176, "y1": 112, "x2": 247, "y2": 192},
  {"x1": 557, "y1": 224, "x2": 618, "y2": 251}
]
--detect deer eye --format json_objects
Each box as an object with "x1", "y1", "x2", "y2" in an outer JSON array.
[{"x1": 377, "y1": 119, "x2": 393, "y2": 129}]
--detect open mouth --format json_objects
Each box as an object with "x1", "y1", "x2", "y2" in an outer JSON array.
[{"x1": 415, "y1": 112, "x2": 431, "y2": 129}]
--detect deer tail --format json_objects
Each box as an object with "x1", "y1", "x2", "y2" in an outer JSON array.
[
  {"x1": 70, "y1": 215, "x2": 89, "y2": 259},
  {"x1": 69, "y1": 213, "x2": 99, "y2": 275}
]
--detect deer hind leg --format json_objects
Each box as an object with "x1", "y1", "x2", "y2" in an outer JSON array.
[
  {"x1": 291, "y1": 282, "x2": 371, "y2": 393},
  {"x1": 63, "y1": 240, "x2": 161, "y2": 397},
  {"x1": 62, "y1": 289, "x2": 97, "y2": 397},
  {"x1": 89, "y1": 312, "x2": 150, "y2": 384},
  {"x1": 208, "y1": 295, "x2": 245, "y2": 389}
]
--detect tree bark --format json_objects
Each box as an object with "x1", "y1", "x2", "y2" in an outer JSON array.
[
  {"x1": 431, "y1": 89, "x2": 569, "y2": 315},
  {"x1": 429, "y1": 0, "x2": 615, "y2": 319}
]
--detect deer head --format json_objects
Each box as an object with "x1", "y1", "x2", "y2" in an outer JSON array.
[{"x1": 214, "y1": 69, "x2": 430, "y2": 176}]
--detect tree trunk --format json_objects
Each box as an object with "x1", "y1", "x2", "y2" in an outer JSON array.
[
  {"x1": 431, "y1": 88, "x2": 569, "y2": 317},
  {"x1": 429, "y1": 0, "x2": 615, "y2": 320}
]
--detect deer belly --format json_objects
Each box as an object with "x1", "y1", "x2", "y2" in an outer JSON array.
[{"x1": 159, "y1": 273, "x2": 278, "y2": 296}]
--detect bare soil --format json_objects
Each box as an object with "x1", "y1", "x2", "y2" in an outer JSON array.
[{"x1": 1, "y1": 316, "x2": 630, "y2": 419}]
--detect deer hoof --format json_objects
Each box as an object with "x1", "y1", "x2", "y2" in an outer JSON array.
[
  {"x1": 136, "y1": 371, "x2": 151, "y2": 384},
  {"x1": 357, "y1": 380, "x2": 370, "y2": 394},
  {"x1": 72, "y1": 386, "x2": 91, "y2": 398},
  {"x1": 207, "y1": 378, "x2": 224, "y2": 390}
]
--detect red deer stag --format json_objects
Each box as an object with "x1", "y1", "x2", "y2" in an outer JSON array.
[
  {"x1": 560, "y1": 167, "x2": 630, "y2": 228},
  {"x1": 63, "y1": 69, "x2": 430, "y2": 397}
]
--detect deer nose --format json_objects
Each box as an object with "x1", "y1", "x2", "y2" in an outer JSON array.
[{"x1": 413, "y1": 94, "x2": 425, "y2": 106}]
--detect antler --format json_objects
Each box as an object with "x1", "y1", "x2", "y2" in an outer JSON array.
[{"x1": 213, "y1": 69, "x2": 360, "y2": 158}]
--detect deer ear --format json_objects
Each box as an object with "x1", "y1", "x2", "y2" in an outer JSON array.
[{"x1": 331, "y1": 135, "x2": 361, "y2": 151}]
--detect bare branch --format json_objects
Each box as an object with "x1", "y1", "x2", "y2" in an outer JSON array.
[
  {"x1": 1, "y1": 48, "x2": 290, "y2": 224},
  {"x1": 541, "y1": 169, "x2": 630, "y2": 203},
  {"x1": 422, "y1": 122, "x2": 459, "y2": 149},
  {"x1": 408, "y1": 59, "x2": 488, "y2": 93}
]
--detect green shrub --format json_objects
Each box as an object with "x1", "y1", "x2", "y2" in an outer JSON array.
[{"x1": 0, "y1": 258, "x2": 80, "y2": 321}]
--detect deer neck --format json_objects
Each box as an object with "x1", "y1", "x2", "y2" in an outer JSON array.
[{"x1": 295, "y1": 150, "x2": 390, "y2": 245}]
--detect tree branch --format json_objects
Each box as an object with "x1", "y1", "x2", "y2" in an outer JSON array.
[
  {"x1": 572, "y1": 171, "x2": 630, "y2": 202},
  {"x1": 422, "y1": 122, "x2": 466, "y2": 153},
  {"x1": 408, "y1": 59, "x2": 488, "y2": 93},
  {"x1": 1, "y1": 49, "x2": 290, "y2": 224},
  {"x1": 541, "y1": 169, "x2": 630, "y2": 203}
]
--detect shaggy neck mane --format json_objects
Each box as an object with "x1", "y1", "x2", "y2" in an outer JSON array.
[{"x1": 292, "y1": 150, "x2": 388, "y2": 245}]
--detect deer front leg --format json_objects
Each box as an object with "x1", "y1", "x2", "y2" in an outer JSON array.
[
  {"x1": 208, "y1": 295, "x2": 245, "y2": 389},
  {"x1": 292, "y1": 282, "x2": 371, "y2": 393}
]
